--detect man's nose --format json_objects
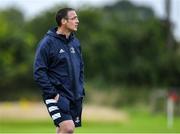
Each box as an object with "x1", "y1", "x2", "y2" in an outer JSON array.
[{"x1": 76, "y1": 18, "x2": 79, "y2": 23}]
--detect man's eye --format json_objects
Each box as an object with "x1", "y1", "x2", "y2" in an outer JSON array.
[{"x1": 69, "y1": 16, "x2": 78, "y2": 20}]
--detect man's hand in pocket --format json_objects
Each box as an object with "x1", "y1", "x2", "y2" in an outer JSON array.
[{"x1": 54, "y1": 94, "x2": 59, "y2": 101}]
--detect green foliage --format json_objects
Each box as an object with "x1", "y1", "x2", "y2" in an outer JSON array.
[
  {"x1": 0, "y1": 7, "x2": 37, "y2": 100},
  {"x1": 0, "y1": 1, "x2": 180, "y2": 101}
]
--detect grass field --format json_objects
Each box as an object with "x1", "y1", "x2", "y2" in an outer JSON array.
[{"x1": 1, "y1": 107, "x2": 180, "y2": 133}]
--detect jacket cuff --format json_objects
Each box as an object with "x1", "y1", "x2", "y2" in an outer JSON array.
[{"x1": 43, "y1": 92, "x2": 57, "y2": 100}]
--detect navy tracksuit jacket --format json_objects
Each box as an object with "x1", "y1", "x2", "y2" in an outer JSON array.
[{"x1": 33, "y1": 27, "x2": 85, "y2": 101}]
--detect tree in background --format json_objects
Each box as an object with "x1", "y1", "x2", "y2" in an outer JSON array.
[{"x1": 0, "y1": 1, "x2": 180, "y2": 101}]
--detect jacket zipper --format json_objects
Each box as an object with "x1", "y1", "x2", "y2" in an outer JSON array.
[{"x1": 66, "y1": 42, "x2": 76, "y2": 100}]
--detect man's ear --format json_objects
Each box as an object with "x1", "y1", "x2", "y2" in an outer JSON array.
[{"x1": 61, "y1": 18, "x2": 67, "y2": 25}]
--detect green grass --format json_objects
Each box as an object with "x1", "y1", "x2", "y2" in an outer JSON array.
[
  {"x1": 77, "y1": 119, "x2": 180, "y2": 133},
  {"x1": 1, "y1": 110, "x2": 180, "y2": 133}
]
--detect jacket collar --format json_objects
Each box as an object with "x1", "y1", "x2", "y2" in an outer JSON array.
[{"x1": 47, "y1": 27, "x2": 75, "y2": 43}]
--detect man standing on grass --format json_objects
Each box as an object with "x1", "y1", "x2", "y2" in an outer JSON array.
[{"x1": 33, "y1": 8, "x2": 85, "y2": 134}]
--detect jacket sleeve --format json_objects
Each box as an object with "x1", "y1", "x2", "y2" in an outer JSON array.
[{"x1": 33, "y1": 40, "x2": 57, "y2": 99}]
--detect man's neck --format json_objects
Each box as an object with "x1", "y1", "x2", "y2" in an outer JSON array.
[{"x1": 56, "y1": 27, "x2": 71, "y2": 39}]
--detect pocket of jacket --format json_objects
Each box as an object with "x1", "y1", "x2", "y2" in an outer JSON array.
[{"x1": 57, "y1": 95, "x2": 70, "y2": 113}]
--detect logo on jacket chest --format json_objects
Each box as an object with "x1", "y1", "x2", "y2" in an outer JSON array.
[
  {"x1": 59, "y1": 47, "x2": 75, "y2": 54},
  {"x1": 70, "y1": 47, "x2": 75, "y2": 53},
  {"x1": 59, "y1": 49, "x2": 65, "y2": 53}
]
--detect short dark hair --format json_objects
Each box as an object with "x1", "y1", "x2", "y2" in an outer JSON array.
[{"x1": 56, "y1": 8, "x2": 75, "y2": 26}]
